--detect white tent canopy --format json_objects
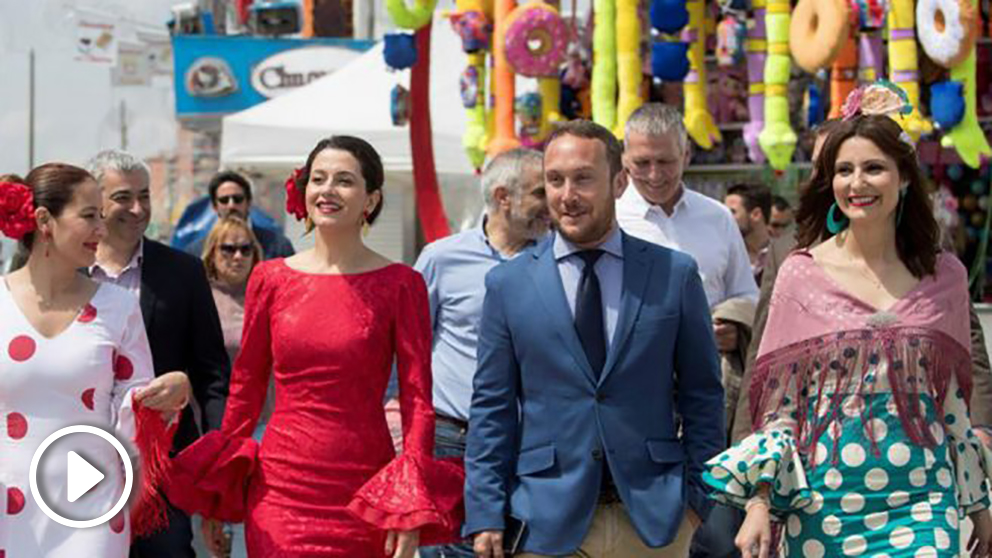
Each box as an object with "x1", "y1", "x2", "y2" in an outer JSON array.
[{"x1": 220, "y1": 14, "x2": 474, "y2": 176}]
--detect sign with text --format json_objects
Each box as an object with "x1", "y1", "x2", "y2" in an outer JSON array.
[{"x1": 172, "y1": 35, "x2": 373, "y2": 118}]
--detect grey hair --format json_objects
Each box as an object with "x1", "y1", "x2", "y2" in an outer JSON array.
[
  {"x1": 624, "y1": 103, "x2": 688, "y2": 154},
  {"x1": 481, "y1": 148, "x2": 543, "y2": 208},
  {"x1": 86, "y1": 149, "x2": 151, "y2": 185}
]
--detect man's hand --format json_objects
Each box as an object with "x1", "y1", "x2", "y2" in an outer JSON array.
[
  {"x1": 200, "y1": 518, "x2": 230, "y2": 558},
  {"x1": 385, "y1": 529, "x2": 419, "y2": 558},
  {"x1": 136, "y1": 371, "x2": 192, "y2": 416},
  {"x1": 473, "y1": 530, "x2": 505, "y2": 558},
  {"x1": 687, "y1": 508, "x2": 702, "y2": 530},
  {"x1": 968, "y1": 510, "x2": 992, "y2": 558},
  {"x1": 714, "y1": 321, "x2": 738, "y2": 353}
]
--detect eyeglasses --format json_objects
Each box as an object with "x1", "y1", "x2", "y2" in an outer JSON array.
[
  {"x1": 219, "y1": 243, "x2": 253, "y2": 257},
  {"x1": 217, "y1": 194, "x2": 246, "y2": 205}
]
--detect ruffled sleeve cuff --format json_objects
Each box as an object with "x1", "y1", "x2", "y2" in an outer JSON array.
[
  {"x1": 347, "y1": 454, "x2": 465, "y2": 546},
  {"x1": 165, "y1": 430, "x2": 259, "y2": 523},
  {"x1": 702, "y1": 430, "x2": 811, "y2": 516},
  {"x1": 954, "y1": 430, "x2": 992, "y2": 515}
]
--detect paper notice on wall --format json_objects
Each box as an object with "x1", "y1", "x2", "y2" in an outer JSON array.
[
  {"x1": 75, "y1": 18, "x2": 117, "y2": 65},
  {"x1": 113, "y1": 43, "x2": 151, "y2": 86}
]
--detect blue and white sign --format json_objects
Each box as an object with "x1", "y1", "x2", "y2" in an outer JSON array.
[{"x1": 173, "y1": 35, "x2": 374, "y2": 118}]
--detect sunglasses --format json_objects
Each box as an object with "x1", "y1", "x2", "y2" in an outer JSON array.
[
  {"x1": 219, "y1": 243, "x2": 253, "y2": 257},
  {"x1": 217, "y1": 194, "x2": 246, "y2": 205}
]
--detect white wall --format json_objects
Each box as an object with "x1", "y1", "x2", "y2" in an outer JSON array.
[{"x1": 0, "y1": 0, "x2": 185, "y2": 175}]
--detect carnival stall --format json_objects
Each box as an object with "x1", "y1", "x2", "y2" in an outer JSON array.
[{"x1": 380, "y1": 0, "x2": 992, "y2": 295}]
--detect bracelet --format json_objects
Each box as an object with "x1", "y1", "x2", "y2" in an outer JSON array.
[{"x1": 745, "y1": 494, "x2": 771, "y2": 512}]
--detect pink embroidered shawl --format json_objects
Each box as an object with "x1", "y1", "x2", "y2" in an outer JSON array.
[{"x1": 750, "y1": 250, "x2": 973, "y2": 461}]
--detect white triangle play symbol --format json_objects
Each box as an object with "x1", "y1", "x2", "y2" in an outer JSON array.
[{"x1": 67, "y1": 451, "x2": 105, "y2": 503}]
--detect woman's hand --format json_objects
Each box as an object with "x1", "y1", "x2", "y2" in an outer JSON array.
[
  {"x1": 201, "y1": 518, "x2": 230, "y2": 558},
  {"x1": 385, "y1": 529, "x2": 419, "y2": 558},
  {"x1": 736, "y1": 499, "x2": 773, "y2": 558},
  {"x1": 968, "y1": 509, "x2": 992, "y2": 558},
  {"x1": 136, "y1": 371, "x2": 192, "y2": 417}
]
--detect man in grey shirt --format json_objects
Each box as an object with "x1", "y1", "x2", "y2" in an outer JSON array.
[{"x1": 416, "y1": 148, "x2": 547, "y2": 558}]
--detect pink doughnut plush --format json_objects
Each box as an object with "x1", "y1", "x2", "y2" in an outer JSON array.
[{"x1": 504, "y1": 3, "x2": 568, "y2": 78}]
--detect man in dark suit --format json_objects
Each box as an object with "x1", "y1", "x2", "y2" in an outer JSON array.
[
  {"x1": 466, "y1": 121, "x2": 725, "y2": 557},
  {"x1": 183, "y1": 170, "x2": 295, "y2": 261},
  {"x1": 88, "y1": 150, "x2": 230, "y2": 558}
]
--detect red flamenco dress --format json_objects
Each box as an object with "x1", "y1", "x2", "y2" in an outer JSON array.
[{"x1": 166, "y1": 261, "x2": 464, "y2": 556}]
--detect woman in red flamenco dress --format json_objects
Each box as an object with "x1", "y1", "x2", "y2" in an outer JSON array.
[{"x1": 167, "y1": 136, "x2": 464, "y2": 557}]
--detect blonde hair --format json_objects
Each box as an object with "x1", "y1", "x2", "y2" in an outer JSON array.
[{"x1": 201, "y1": 216, "x2": 263, "y2": 283}]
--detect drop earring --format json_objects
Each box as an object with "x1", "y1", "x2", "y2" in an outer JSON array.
[
  {"x1": 826, "y1": 203, "x2": 849, "y2": 234},
  {"x1": 362, "y1": 212, "x2": 370, "y2": 237}
]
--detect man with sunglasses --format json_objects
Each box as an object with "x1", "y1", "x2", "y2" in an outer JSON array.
[{"x1": 185, "y1": 171, "x2": 295, "y2": 261}]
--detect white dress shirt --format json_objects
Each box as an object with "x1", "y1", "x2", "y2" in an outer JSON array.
[{"x1": 616, "y1": 183, "x2": 758, "y2": 308}]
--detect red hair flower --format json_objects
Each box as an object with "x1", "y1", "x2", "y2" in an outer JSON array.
[
  {"x1": 0, "y1": 182, "x2": 37, "y2": 240},
  {"x1": 284, "y1": 167, "x2": 307, "y2": 221}
]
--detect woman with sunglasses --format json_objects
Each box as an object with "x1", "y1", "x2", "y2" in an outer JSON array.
[{"x1": 167, "y1": 136, "x2": 463, "y2": 557}]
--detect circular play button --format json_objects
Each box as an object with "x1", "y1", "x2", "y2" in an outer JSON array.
[{"x1": 29, "y1": 425, "x2": 134, "y2": 528}]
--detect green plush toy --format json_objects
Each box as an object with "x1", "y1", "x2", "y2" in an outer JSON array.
[
  {"x1": 387, "y1": 0, "x2": 438, "y2": 30},
  {"x1": 758, "y1": 0, "x2": 796, "y2": 171},
  {"x1": 941, "y1": 0, "x2": 992, "y2": 169},
  {"x1": 592, "y1": 0, "x2": 618, "y2": 130}
]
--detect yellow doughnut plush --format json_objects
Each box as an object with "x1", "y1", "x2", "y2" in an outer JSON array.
[
  {"x1": 916, "y1": 0, "x2": 978, "y2": 68},
  {"x1": 788, "y1": 0, "x2": 850, "y2": 73}
]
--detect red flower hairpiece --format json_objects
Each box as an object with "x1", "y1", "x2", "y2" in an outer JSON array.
[
  {"x1": 0, "y1": 181, "x2": 37, "y2": 240},
  {"x1": 284, "y1": 167, "x2": 307, "y2": 221}
]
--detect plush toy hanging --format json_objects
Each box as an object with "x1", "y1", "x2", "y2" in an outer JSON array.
[
  {"x1": 505, "y1": 2, "x2": 568, "y2": 144},
  {"x1": 614, "y1": 0, "x2": 644, "y2": 138},
  {"x1": 489, "y1": 0, "x2": 521, "y2": 156},
  {"x1": 886, "y1": 0, "x2": 931, "y2": 141},
  {"x1": 758, "y1": 0, "x2": 796, "y2": 170},
  {"x1": 450, "y1": 0, "x2": 493, "y2": 170},
  {"x1": 788, "y1": 0, "x2": 850, "y2": 74},
  {"x1": 855, "y1": 2, "x2": 887, "y2": 84},
  {"x1": 934, "y1": 0, "x2": 992, "y2": 168},
  {"x1": 744, "y1": 0, "x2": 767, "y2": 163},
  {"x1": 683, "y1": 0, "x2": 721, "y2": 149},
  {"x1": 592, "y1": 0, "x2": 618, "y2": 129},
  {"x1": 828, "y1": 23, "x2": 858, "y2": 119},
  {"x1": 650, "y1": 0, "x2": 690, "y2": 85},
  {"x1": 387, "y1": 0, "x2": 439, "y2": 30}
]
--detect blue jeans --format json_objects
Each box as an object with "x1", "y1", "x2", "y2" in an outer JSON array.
[{"x1": 419, "y1": 417, "x2": 475, "y2": 558}]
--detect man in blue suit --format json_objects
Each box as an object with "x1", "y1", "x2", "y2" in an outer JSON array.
[{"x1": 466, "y1": 120, "x2": 725, "y2": 557}]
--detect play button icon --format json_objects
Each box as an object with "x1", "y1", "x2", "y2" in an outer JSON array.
[
  {"x1": 30, "y1": 424, "x2": 134, "y2": 529},
  {"x1": 67, "y1": 450, "x2": 106, "y2": 502}
]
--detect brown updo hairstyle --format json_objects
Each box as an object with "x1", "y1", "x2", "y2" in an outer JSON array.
[
  {"x1": 201, "y1": 216, "x2": 263, "y2": 283},
  {"x1": 292, "y1": 136, "x2": 385, "y2": 233},
  {"x1": 795, "y1": 115, "x2": 939, "y2": 278},
  {"x1": 5, "y1": 164, "x2": 94, "y2": 271}
]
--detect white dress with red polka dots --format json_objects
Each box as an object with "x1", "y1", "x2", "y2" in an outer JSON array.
[{"x1": 0, "y1": 281, "x2": 154, "y2": 558}]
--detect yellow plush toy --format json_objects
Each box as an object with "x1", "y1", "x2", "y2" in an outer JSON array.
[
  {"x1": 886, "y1": 0, "x2": 931, "y2": 141},
  {"x1": 387, "y1": 0, "x2": 438, "y2": 30},
  {"x1": 592, "y1": 0, "x2": 618, "y2": 130},
  {"x1": 757, "y1": 0, "x2": 795, "y2": 170},
  {"x1": 682, "y1": 0, "x2": 721, "y2": 149},
  {"x1": 613, "y1": 0, "x2": 643, "y2": 138}
]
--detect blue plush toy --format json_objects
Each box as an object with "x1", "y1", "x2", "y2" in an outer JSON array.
[
  {"x1": 651, "y1": 0, "x2": 689, "y2": 34},
  {"x1": 651, "y1": 42, "x2": 690, "y2": 81},
  {"x1": 384, "y1": 33, "x2": 418, "y2": 70},
  {"x1": 930, "y1": 81, "x2": 965, "y2": 130}
]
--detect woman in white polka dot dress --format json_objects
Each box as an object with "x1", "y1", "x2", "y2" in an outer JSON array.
[
  {"x1": 704, "y1": 89, "x2": 992, "y2": 558},
  {"x1": 0, "y1": 166, "x2": 182, "y2": 557}
]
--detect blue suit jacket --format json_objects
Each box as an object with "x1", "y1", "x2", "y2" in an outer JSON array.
[{"x1": 465, "y1": 232, "x2": 725, "y2": 554}]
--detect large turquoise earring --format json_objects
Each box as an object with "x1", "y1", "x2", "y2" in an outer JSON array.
[{"x1": 826, "y1": 202, "x2": 849, "y2": 234}]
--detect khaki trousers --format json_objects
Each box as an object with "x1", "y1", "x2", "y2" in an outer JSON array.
[{"x1": 517, "y1": 503, "x2": 696, "y2": 558}]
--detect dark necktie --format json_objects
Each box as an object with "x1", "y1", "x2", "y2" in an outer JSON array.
[{"x1": 575, "y1": 250, "x2": 606, "y2": 378}]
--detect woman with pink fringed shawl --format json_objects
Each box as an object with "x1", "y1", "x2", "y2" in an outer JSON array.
[{"x1": 703, "y1": 84, "x2": 992, "y2": 558}]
